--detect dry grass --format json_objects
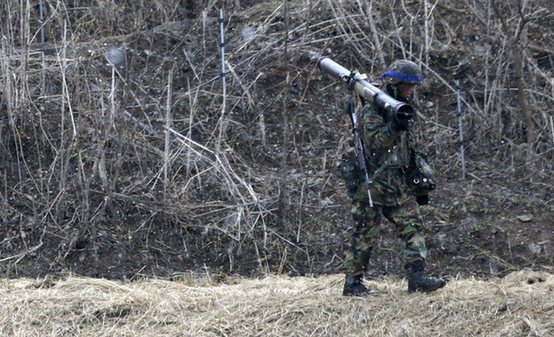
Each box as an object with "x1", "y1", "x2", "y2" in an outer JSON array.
[{"x1": 0, "y1": 270, "x2": 552, "y2": 337}]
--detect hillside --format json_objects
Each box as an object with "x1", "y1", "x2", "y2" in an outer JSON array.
[
  {"x1": 0, "y1": 0, "x2": 552, "y2": 282},
  {"x1": 0, "y1": 270, "x2": 552, "y2": 336}
]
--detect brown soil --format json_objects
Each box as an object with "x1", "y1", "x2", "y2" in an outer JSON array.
[{"x1": 0, "y1": 0, "x2": 552, "y2": 282}]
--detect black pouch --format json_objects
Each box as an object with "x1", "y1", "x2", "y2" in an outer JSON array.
[
  {"x1": 336, "y1": 148, "x2": 360, "y2": 197},
  {"x1": 406, "y1": 154, "x2": 436, "y2": 196}
]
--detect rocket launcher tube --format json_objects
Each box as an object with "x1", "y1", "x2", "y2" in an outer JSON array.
[{"x1": 314, "y1": 56, "x2": 415, "y2": 117}]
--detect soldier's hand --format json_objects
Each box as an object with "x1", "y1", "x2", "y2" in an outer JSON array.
[{"x1": 391, "y1": 110, "x2": 414, "y2": 131}]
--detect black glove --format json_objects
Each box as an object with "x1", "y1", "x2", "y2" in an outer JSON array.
[
  {"x1": 416, "y1": 195, "x2": 429, "y2": 205},
  {"x1": 391, "y1": 110, "x2": 415, "y2": 131}
]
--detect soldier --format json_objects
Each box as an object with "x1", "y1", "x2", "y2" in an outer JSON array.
[{"x1": 338, "y1": 60, "x2": 446, "y2": 296}]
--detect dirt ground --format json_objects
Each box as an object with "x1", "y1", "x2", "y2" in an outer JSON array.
[{"x1": 0, "y1": 0, "x2": 552, "y2": 282}]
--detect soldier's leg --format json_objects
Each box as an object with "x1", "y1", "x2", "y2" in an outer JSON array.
[
  {"x1": 384, "y1": 198, "x2": 427, "y2": 266},
  {"x1": 344, "y1": 201, "x2": 381, "y2": 277},
  {"x1": 385, "y1": 198, "x2": 445, "y2": 292},
  {"x1": 343, "y1": 201, "x2": 381, "y2": 296}
]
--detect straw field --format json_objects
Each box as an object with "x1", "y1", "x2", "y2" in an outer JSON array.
[
  {"x1": 0, "y1": 270, "x2": 552, "y2": 336},
  {"x1": 1, "y1": 4, "x2": 553, "y2": 336}
]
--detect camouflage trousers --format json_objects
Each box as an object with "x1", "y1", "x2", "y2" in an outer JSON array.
[{"x1": 343, "y1": 197, "x2": 428, "y2": 277}]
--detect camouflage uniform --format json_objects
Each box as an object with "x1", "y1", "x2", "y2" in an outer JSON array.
[
  {"x1": 340, "y1": 60, "x2": 445, "y2": 295},
  {"x1": 343, "y1": 96, "x2": 429, "y2": 278}
]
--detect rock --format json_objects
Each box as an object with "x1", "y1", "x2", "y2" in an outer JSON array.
[
  {"x1": 516, "y1": 214, "x2": 533, "y2": 222},
  {"x1": 105, "y1": 46, "x2": 126, "y2": 66},
  {"x1": 528, "y1": 243, "x2": 541, "y2": 255}
]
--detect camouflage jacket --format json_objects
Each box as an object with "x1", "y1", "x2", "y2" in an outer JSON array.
[{"x1": 351, "y1": 101, "x2": 424, "y2": 206}]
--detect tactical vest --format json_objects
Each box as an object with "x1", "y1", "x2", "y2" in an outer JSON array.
[{"x1": 362, "y1": 106, "x2": 412, "y2": 178}]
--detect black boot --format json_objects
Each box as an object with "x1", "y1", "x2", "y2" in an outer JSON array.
[
  {"x1": 406, "y1": 260, "x2": 446, "y2": 293},
  {"x1": 342, "y1": 275, "x2": 379, "y2": 296}
]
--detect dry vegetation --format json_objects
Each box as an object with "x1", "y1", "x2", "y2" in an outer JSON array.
[
  {"x1": 0, "y1": 270, "x2": 552, "y2": 336},
  {"x1": 1, "y1": 1, "x2": 553, "y2": 335},
  {"x1": 0, "y1": 0, "x2": 552, "y2": 282}
]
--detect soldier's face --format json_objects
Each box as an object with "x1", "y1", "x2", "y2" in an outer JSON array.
[{"x1": 398, "y1": 83, "x2": 417, "y2": 99}]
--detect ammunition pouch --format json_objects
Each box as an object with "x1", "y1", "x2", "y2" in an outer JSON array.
[
  {"x1": 337, "y1": 148, "x2": 360, "y2": 197},
  {"x1": 406, "y1": 154, "x2": 436, "y2": 197}
]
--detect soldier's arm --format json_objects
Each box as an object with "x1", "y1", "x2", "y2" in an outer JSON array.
[
  {"x1": 408, "y1": 129, "x2": 427, "y2": 159},
  {"x1": 360, "y1": 105, "x2": 400, "y2": 150}
]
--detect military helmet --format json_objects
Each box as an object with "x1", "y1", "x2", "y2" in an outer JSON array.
[{"x1": 380, "y1": 60, "x2": 424, "y2": 85}]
